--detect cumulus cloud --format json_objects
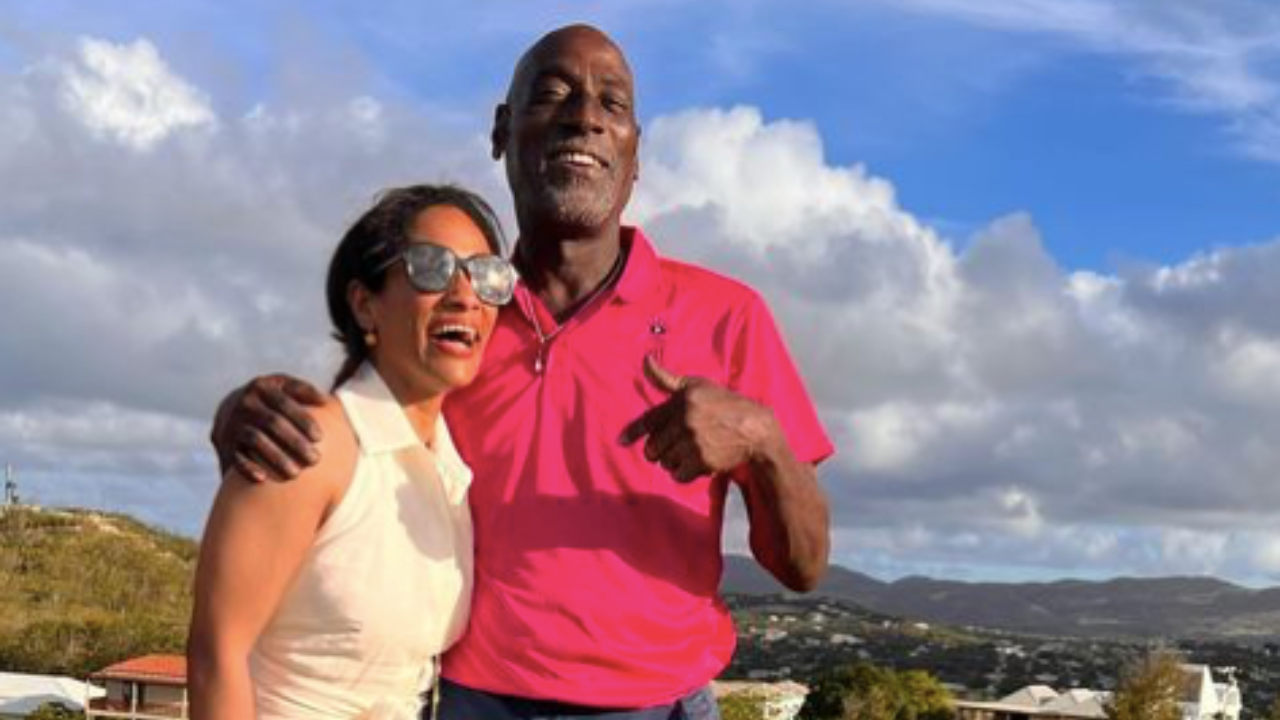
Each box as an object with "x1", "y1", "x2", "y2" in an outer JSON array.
[
  {"x1": 0, "y1": 35, "x2": 501, "y2": 531},
  {"x1": 60, "y1": 38, "x2": 215, "y2": 151},
  {"x1": 7, "y1": 29, "x2": 1280, "y2": 585},
  {"x1": 631, "y1": 105, "x2": 1280, "y2": 583}
]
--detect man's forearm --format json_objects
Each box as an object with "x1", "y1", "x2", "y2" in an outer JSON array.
[{"x1": 742, "y1": 429, "x2": 830, "y2": 592}]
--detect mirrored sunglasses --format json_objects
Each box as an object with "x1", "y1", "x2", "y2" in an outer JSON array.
[{"x1": 377, "y1": 242, "x2": 517, "y2": 306}]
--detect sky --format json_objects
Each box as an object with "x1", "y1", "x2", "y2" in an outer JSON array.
[{"x1": 5, "y1": 0, "x2": 1280, "y2": 586}]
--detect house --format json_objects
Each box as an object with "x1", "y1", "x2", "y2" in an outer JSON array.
[
  {"x1": 953, "y1": 685, "x2": 1109, "y2": 720},
  {"x1": 0, "y1": 672, "x2": 104, "y2": 719},
  {"x1": 1040, "y1": 689, "x2": 1109, "y2": 719},
  {"x1": 953, "y1": 663, "x2": 1242, "y2": 720},
  {"x1": 714, "y1": 680, "x2": 808, "y2": 720},
  {"x1": 86, "y1": 655, "x2": 187, "y2": 720},
  {"x1": 1177, "y1": 664, "x2": 1242, "y2": 720}
]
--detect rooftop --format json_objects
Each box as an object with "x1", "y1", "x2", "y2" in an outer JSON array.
[{"x1": 91, "y1": 655, "x2": 187, "y2": 685}]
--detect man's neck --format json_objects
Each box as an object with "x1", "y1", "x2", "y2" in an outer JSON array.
[{"x1": 516, "y1": 226, "x2": 627, "y2": 320}]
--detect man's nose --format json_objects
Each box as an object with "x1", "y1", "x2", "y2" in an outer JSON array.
[{"x1": 559, "y1": 91, "x2": 605, "y2": 134}]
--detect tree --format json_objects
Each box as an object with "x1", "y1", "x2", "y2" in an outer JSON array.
[
  {"x1": 804, "y1": 663, "x2": 895, "y2": 720},
  {"x1": 1264, "y1": 694, "x2": 1280, "y2": 720},
  {"x1": 720, "y1": 692, "x2": 767, "y2": 720},
  {"x1": 28, "y1": 702, "x2": 82, "y2": 720},
  {"x1": 801, "y1": 663, "x2": 953, "y2": 720},
  {"x1": 1105, "y1": 650, "x2": 1183, "y2": 720},
  {"x1": 0, "y1": 616, "x2": 185, "y2": 677},
  {"x1": 896, "y1": 670, "x2": 954, "y2": 720}
]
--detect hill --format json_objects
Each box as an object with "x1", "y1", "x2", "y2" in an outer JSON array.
[
  {"x1": 0, "y1": 505, "x2": 196, "y2": 676},
  {"x1": 722, "y1": 555, "x2": 1280, "y2": 640}
]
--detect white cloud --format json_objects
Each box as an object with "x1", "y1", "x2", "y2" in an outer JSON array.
[
  {"x1": 8, "y1": 27, "x2": 1280, "y2": 584},
  {"x1": 1208, "y1": 334, "x2": 1280, "y2": 415},
  {"x1": 0, "y1": 34, "x2": 500, "y2": 532},
  {"x1": 639, "y1": 105, "x2": 1280, "y2": 583},
  {"x1": 996, "y1": 486, "x2": 1044, "y2": 538},
  {"x1": 634, "y1": 106, "x2": 935, "y2": 262},
  {"x1": 60, "y1": 38, "x2": 215, "y2": 151}
]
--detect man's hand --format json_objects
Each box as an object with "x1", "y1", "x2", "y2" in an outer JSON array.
[
  {"x1": 210, "y1": 375, "x2": 326, "y2": 483},
  {"x1": 620, "y1": 354, "x2": 782, "y2": 482},
  {"x1": 622, "y1": 354, "x2": 830, "y2": 591}
]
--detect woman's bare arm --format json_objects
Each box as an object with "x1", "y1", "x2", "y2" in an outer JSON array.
[{"x1": 188, "y1": 399, "x2": 353, "y2": 720}]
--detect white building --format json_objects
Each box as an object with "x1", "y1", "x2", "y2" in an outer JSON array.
[
  {"x1": 954, "y1": 663, "x2": 1241, "y2": 720},
  {"x1": 0, "y1": 672, "x2": 104, "y2": 719},
  {"x1": 1178, "y1": 664, "x2": 1241, "y2": 720},
  {"x1": 955, "y1": 685, "x2": 1110, "y2": 720}
]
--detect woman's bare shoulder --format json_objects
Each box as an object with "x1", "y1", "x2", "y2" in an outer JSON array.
[
  {"x1": 216, "y1": 394, "x2": 357, "y2": 508},
  {"x1": 306, "y1": 395, "x2": 358, "y2": 487}
]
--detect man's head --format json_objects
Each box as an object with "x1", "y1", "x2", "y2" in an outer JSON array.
[{"x1": 491, "y1": 24, "x2": 640, "y2": 236}]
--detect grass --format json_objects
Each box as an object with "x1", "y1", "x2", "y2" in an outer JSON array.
[{"x1": 0, "y1": 506, "x2": 196, "y2": 676}]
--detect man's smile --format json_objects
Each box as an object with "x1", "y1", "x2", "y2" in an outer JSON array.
[{"x1": 545, "y1": 145, "x2": 610, "y2": 170}]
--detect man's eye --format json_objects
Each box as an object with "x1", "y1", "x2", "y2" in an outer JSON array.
[
  {"x1": 531, "y1": 84, "x2": 568, "y2": 102},
  {"x1": 603, "y1": 96, "x2": 630, "y2": 112}
]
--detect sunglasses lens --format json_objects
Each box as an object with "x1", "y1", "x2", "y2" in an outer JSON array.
[
  {"x1": 404, "y1": 244, "x2": 456, "y2": 293},
  {"x1": 465, "y1": 256, "x2": 517, "y2": 306},
  {"x1": 404, "y1": 244, "x2": 516, "y2": 306}
]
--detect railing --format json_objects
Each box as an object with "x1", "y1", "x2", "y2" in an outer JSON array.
[{"x1": 87, "y1": 696, "x2": 187, "y2": 719}]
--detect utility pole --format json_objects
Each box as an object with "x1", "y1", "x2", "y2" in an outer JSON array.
[{"x1": 2, "y1": 463, "x2": 17, "y2": 507}]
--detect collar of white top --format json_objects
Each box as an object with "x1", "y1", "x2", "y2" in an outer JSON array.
[{"x1": 338, "y1": 362, "x2": 472, "y2": 484}]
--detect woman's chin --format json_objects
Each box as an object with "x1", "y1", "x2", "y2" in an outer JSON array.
[{"x1": 421, "y1": 357, "x2": 479, "y2": 393}]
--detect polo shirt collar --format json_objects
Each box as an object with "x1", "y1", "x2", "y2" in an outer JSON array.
[
  {"x1": 509, "y1": 225, "x2": 662, "y2": 305},
  {"x1": 614, "y1": 225, "x2": 661, "y2": 304},
  {"x1": 339, "y1": 363, "x2": 470, "y2": 483}
]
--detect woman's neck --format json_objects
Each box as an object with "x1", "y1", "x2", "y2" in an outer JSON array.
[{"x1": 368, "y1": 362, "x2": 445, "y2": 449}]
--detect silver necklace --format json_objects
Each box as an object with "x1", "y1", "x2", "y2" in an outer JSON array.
[{"x1": 524, "y1": 251, "x2": 626, "y2": 374}]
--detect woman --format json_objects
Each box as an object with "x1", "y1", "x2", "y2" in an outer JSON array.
[{"x1": 188, "y1": 185, "x2": 516, "y2": 720}]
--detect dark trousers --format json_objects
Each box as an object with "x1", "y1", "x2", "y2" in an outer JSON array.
[{"x1": 431, "y1": 679, "x2": 721, "y2": 720}]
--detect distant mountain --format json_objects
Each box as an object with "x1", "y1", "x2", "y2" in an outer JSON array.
[{"x1": 721, "y1": 555, "x2": 1280, "y2": 640}]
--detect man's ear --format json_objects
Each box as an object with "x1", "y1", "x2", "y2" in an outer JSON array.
[
  {"x1": 634, "y1": 124, "x2": 642, "y2": 181},
  {"x1": 491, "y1": 104, "x2": 511, "y2": 161}
]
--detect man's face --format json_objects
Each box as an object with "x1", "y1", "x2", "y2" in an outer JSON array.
[{"x1": 493, "y1": 27, "x2": 640, "y2": 233}]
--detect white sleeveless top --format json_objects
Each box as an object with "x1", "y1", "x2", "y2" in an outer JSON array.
[{"x1": 249, "y1": 364, "x2": 474, "y2": 720}]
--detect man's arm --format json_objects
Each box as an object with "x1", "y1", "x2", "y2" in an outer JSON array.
[
  {"x1": 622, "y1": 355, "x2": 830, "y2": 591},
  {"x1": 210, "y1": 374, "x2": 327, "y2": 482},
  {"x1": 737, "y1": 423, "x2": 830, "y2": 592}
]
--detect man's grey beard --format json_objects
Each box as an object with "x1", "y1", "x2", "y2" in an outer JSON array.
[{"x1": 534, "y1": 178, "x2": 617, "y2": 230}]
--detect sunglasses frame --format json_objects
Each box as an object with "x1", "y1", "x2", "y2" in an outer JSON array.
[{"x1": 372, "y1": 241, "x2": 517, "y2": 307}]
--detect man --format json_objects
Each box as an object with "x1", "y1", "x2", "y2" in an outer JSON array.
[{"x1": 214, "y1": 24, "x2": 832, "y2": 719}]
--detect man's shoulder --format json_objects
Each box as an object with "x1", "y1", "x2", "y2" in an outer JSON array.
[
  {"x1": 628, "y1": 225, "x2": 770, "y2": 317},
  {"x1": 655, "y1": 255, "x2": 763, "y2": 307}
]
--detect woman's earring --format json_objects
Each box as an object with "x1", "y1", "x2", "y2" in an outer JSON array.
[{"x1": 364, "y1": 329, "x2": 378, "y2": 348}]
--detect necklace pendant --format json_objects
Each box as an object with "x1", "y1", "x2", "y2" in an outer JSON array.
[{"x1": 534, "y1": 354, "x2": 544, "y2": 374}]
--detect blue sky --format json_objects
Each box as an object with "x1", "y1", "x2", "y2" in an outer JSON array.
[
  {"x1": 9, "y1": 0, "x2": 1279, "y2": 267},
  {"x1": 6, "y1": 0, "x2": 1280, "y2": 585}
]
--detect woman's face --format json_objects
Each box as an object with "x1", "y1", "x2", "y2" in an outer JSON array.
[{"x1": 359, "y1": 205, "x2": 501, "y2": 400}]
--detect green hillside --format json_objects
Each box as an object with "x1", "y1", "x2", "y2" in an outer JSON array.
[{"x1": 0, "y1": 506, "x2": 196, "y2": 677}]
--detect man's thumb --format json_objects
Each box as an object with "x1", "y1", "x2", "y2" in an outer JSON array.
[{"x1": 644, "y1": 354, "x2": 687, "y2": 394}]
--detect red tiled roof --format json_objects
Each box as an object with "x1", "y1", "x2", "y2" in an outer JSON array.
[{"x1": 91, "y1": 654, "x2": 187, "y2": 685}]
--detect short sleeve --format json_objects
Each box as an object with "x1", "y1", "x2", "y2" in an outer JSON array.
[{"x1": 728, "y1": 293, "x2": 835, "y2": 466}]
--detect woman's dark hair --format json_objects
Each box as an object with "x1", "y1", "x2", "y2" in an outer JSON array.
[{"x1": 326, "y1": 184, "x2": 507, "y2": 390}]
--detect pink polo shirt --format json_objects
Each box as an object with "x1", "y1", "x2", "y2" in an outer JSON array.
[{"x1": 440, "y1": 227, "x2": 833, "y2": 707}]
